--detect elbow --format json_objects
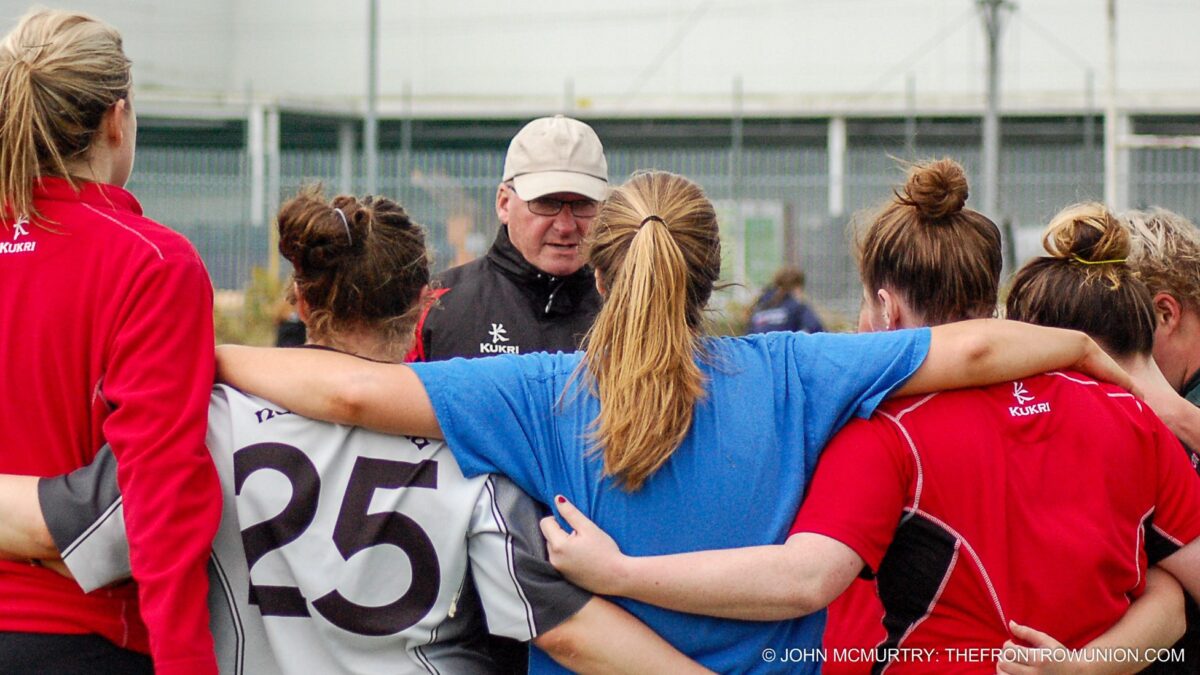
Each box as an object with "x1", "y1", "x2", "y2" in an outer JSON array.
[
  {"x1": 326, "y1": 373, "x2": 380, "y2": 427},
  {"x1": 958, "y1": 330, "x2": 994, "y2": 371},
  {"x1": 775, "y1": 560, "x2": 851, "y2": 620},
  {"x1": 534, "y1": 622, "x2": 586, "y2": 671},
  {"x1": 776, "y1": 580, "x2": 825, "y2": 620},
  {"x1": 31, "y1": 523, "x2": 59, "y2": 561},
  {"x1": 328, "y1": 382, "x2": 365, "y2": 426}
]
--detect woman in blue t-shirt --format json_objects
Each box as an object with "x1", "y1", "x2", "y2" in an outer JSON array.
[{"x1": 217, "y1": 171, "x2": 1127, "y2": 673}]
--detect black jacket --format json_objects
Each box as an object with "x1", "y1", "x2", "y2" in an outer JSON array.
[{"x1": 413, "y1": 226, "x2": 602, "y2": 361}]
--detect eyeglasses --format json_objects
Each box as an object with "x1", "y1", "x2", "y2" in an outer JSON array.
[{"x1": 506, "y1": 184, "x2": 599, "y2": 218}]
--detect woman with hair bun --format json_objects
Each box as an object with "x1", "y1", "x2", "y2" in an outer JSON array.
[
  {"x1": 847, "y1": 173, "x2": 1200, "y2": 674},
  {"x1": 212, "y1": 169, "x2": 1131, "y2": 672},
  {"x1": 855, "y1": 157, "x2": 1000, "y2": 331},
  {"x1": 535, "y1": 165, "x2": 1200, "y2": 674},
  {"x1": 0, "y1": 8, "x2": 221, "y2": 673},
  {"x1": 1006, "y1": 203, "x2": 1200, "y2": 675},
  {"x1": 1007, "y1": 203, "x2": 1200, "y2": 451}
]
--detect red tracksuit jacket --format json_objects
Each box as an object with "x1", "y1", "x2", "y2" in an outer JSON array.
[{"x1": 0, "y1": 177, "x2": 221, "y2": 674}]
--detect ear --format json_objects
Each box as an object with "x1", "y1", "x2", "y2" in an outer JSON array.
[
  {"x1": 294, "y1": 283, "x2": 311, "y2": 323},
  {"x1": 593, "y1": 268, "x2": 607, "y2": 297},
  {"x1": 1153, "y1": 292, "x2": 1183, "y2": 332},
  {"x1": 876, "y1": 288, "x2": 900, "y2": 330},
  {"x1": 495, "y1": 184, "x2": 512, "y2": 225},
  {"x1": 102, "y1": 98, "x2": 128, "y2": 147}
]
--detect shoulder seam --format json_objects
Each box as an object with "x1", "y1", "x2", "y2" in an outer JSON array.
[
  {"x1": 82, "y1": 203, "x2": 164, "y2": 261},
  {"x1": 879, "y1": 411, "x2": 924, "y2": 515},
  {"x1": 892, "y1": 393, "x2": 938, "y2": 420}
]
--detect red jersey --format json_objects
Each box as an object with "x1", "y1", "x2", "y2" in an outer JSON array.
[
  {"x1": 823, "y1": 579, "x2": 886, "y2": 675},
  {"x1": 792, "y1": 372, "x2": 1200, "y2": 674},
  {"x1": 0, "y1": 178, "x2": 220, "y2": 674}
]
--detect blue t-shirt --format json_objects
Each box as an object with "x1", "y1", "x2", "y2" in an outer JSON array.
[{"x1": 411, "y1": 329, "x2": 930, "y2": 673}]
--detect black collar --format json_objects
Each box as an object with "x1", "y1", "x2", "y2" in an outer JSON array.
[
  {"x1": 1182, "y1": 366, "x2": 1200, "y2": 398},
  {"x1": 297, "y1": 343, "x2": 391, "y2": 364},
  {"x1": 486, "y1": 225, "x2": 598, "y2": 316}
]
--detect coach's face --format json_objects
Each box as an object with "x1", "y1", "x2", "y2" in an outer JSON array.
[{"x1": 496, "y1": 183, "x2": 596, "y2": 277}]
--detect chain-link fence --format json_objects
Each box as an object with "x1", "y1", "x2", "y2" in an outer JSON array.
[{"x1": 129, "y1": 140, "x2": 1200, "y2": 323}]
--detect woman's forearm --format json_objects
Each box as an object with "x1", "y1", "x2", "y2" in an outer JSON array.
[
  {"x1": 0, "y1": 475, "x2": 56, "y2": 560},
  {"x1": 621, "y1": 535, "x2": 860, "y2": 620},
  {"x1": 544, "y1": 498, "x2": 864, "y2": 620},
  {"x1": 1081, "y1": 568, "x2": 1185, "y2": 674},
  {"x1": 534, "y1": 597, "x2": 713, "y2": 674},
  {"x1": 1127, "y1": 355, "x2": 1200, "y2": 450},
  {"x1": 899, "y1": 320, "x2": 1130, "y2": 397},
  {"x1": 551, "y1": 529, "x2": 860, "y2": 620},
  {"x1": 618, "y1": 545, "x2": 809, "y2": 620},
  {"x1": 215, "y1": 345, "x2": 442, "y2": 438},
  {"x1": 1002, "y1": 569, "x2": 1187, "y2": 675}
]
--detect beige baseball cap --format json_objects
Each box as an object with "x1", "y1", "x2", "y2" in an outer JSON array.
[{"x1": 502, "y1": 115, "x2": 609, "y2": 201}]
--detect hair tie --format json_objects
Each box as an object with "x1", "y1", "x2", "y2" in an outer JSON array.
[
  {"x1": 640, "y1": 215, "x2": 666, "y2": 228},
  {"x1": 1071, "y1": 255, "x2": 1126, "y2": 266},
  {"x1": 333, "y1": 207, "x2": 352, "y2": 245}
]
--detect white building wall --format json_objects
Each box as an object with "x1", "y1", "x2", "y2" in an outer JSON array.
[
  {"x1": 0, "y1": 1, "x2": 237, "y2": 96},
  {"x1": 0, "y1": 0, "x2": 1196, "y2": 116}
]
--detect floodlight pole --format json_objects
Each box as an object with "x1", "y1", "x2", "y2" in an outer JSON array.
[
  {"x1": 905, "y1": 73, "x2": 917, "y2": 158},
  {"x1": 365, "y1": 0, "x2": 380, "y2": 195},
  {"x1": 1103, "y1": 0, "x2": 1118, "y2": 208},
  {"x1": 978, "y1": 0, "x2": 1012, "y2": 221}
]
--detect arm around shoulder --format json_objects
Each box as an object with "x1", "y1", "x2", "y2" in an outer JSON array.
[
  {"x1": 215, "y1": 345, "x2": 442, "y2": 438},
  {"x1": 898, "y1": 319, "x2": 1130, "y2": 397}
]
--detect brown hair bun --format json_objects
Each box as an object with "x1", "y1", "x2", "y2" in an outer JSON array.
[
  {"x1": 897, "y1": 158, "x2": 969, "y2": 220},
  {"x1": 275, "y1": 185, "x2": 430, "y2": 357},
  {"x1": 1006, "y1": 201, "x2": 1153, "y2": 358},
  {"x1": 1042, "y1": 202, "x2": 1129, "y2": 264},
  {"x1": 277, "y1": 191, "x2": 369, "y2": 274}
]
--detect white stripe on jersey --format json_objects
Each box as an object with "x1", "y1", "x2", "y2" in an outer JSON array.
[{"x1": 482, "y1": 477, "x2": 537, "y2": 636}]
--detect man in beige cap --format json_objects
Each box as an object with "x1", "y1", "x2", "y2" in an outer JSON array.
[{"x1": 408, "y1": 115, "x2": 608, "y2": 361}]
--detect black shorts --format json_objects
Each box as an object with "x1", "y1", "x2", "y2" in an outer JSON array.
[{"x1": 0, "y1": 632, "x2": 152, "y2": 675}]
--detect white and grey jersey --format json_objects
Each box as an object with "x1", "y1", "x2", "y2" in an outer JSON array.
[{"x1": 40, "y1": 384, "x2": 590, "y2": 674}]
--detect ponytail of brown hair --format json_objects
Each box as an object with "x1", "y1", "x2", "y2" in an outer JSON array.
[
  {"x1": 0, "y1": 9, "x2": 131, "y2": 219},
  {"x1": 582, "y1": 171, "x2": 720, "y2": 490}
]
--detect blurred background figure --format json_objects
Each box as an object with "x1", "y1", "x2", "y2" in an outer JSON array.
[
  {"x1": 746, "y1": 266, "x2": 824, "y2": 334},
  {"x1": 273, "y1": 296, "x2": 306, "y2": 347}
]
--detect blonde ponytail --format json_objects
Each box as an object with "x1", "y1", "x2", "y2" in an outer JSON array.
[
  {"x1": 0, "y1": 9, "x2": 131, "y2": 219},
  {"x1": 0, "y1": 59, "x2": 41, "y2": 219},
  {"x1": 582, "y1": 171, "x2": 720, "y2": 490}
]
